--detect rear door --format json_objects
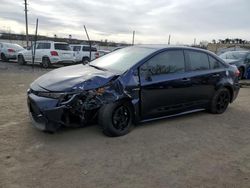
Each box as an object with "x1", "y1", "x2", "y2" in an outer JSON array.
[
  {"x1": 35, "y1": 42, "x2": 51, "y2": 63},
  {"x1": 54, "y1": 43, "x2": 74, "y2": 61},
  {"x1": 184, "y1": 50, "x2": 225, "y2": 105},
  {"x1": 139, "y1": 50, "x2": 194, "y2": 119},
  {"x1": 72, "y1": 45, "x2": 81, "y2": 61}
]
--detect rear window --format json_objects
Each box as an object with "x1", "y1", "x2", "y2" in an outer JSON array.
[
  {"x1": 208, "y1": 56, "x2": 224, "y2": 69},
  {"x1": 54, "y1": 43, "x2": 71, "y2": 51},
  {"x1": 185, "y1": 50, "x2": 210, "y2": 71}
]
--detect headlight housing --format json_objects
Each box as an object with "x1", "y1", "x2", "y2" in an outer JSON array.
[{"x1": 36, "y1": 92, "x2": 65, "y2": 99}]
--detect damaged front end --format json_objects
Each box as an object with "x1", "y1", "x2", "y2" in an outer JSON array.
[{"x1": 27, "y1": 78, "x2": 126, "y2": 132}]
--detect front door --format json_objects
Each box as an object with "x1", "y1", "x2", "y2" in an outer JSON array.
[{"x1": 139, "y1": 50, "x2": 193, "y2": 120}]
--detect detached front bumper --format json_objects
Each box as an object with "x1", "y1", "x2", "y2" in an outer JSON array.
[{"x1": 27, "y1": 93, "x2": 67, "y2": 131}]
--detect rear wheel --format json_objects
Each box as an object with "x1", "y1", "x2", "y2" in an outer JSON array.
[
  {"x1": 82, "y1": 57, "x2": 90, "y2": 65},
  {"x1": 209, "y1": 88, "x2": 231, "y2": 114},
  {"x1": 41, "y1": 57, "x2": 51, "y2": 68},
  {"x1": 1, "y1": 53, "x2": 8, "y2": 62},
  {"x1": 98, "y1": 101, "x2": 133, "y2": 137},
  {"x1": 17, "y1": 55, "x2": 26, "y2": 65}
]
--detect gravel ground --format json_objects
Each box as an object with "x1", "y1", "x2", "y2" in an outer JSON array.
[{"x1": 1, "y1": 61, "x2": 250, "y2": 188}]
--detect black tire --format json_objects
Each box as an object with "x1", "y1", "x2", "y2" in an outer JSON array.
[
  {"x1": 41, "y1": 57, "x2": 51, "y2": 68},
  {"x1": 238, "y1": 67, "x2": 244, "y2": 80},
  {"x1": 209, "y1": 88, "x2": 231, "y2": 114},
  {"x1": 17, "y1": 55, "x2": 26, "y2": 65},
  {"x1": 1, "y1": 53, "x2": 8, "y2": 62},
  {"x1": 82, "y1": 57, "x2": 90, "y2": 65},
  {"x1": 98, "y1": 101, "x2": 133, "y2": 137}
]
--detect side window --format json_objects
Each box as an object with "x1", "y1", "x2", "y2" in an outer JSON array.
[
  {"x1": 185, "y1": 50, "x2": 209, "y2": 71},
  {"x1": 140, "y1": 50, "x2": 185, "y2": 78},
  {"x1": 208, "y1": 55, "x2": 224, "y2": 69},
  {"x1": 73, "y1": 46, "x2": 81, "y2": 51},
  {"x1": 43, "y1": 43, "x2": 51, "y2": 49},
  {"x1": 82, "y1": 46, "x2": 89, "y2": 51},
  {"x1": 36, "y1": 43, "x2": 50, "y2": 49},
  {"x1": 82, "y1": 46, "x2": 97, "y2": 52},
  {"x1": 91, "y1": 47, "x2": 97, "y2": 52},
  {"x1": 36, "y1": 43, "x2": 43, "y2": 49}
]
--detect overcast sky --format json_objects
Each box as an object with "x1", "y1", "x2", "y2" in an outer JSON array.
[{"x1": 0, "y1": 0, "x2": 250, "y2": 44}]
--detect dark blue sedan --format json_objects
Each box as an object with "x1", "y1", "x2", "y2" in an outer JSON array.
[
  {"x1": 219, "y1": 50, "x2": 250, "y2": 79},
  {"x1": 27, "y1": 45, "x2": 240, "y2": 136}
]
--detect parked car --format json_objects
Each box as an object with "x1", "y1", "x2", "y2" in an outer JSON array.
[
  {"x1": 17, "y1": 41, "x2": 75, "y2": 68},
  {"x1": 95, "y1": 50, "x2": 111, "y2": 58},
  {"x1": 0, "y1": 42, "x2": 24, "y2": 61},
  {"x1": 27, "y1": 45, "x2": 240, "y2": 136},
  {"x1": 219, "y1": 51, "x2": 250, "y2": 79},
  {"x1": 70, "y1": 44, "x2": 97, "y2": 64}
]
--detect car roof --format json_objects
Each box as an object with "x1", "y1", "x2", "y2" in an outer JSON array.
[
  {"x1": 70, "y1": 44, "x2": 96, "y2": 47},
  {"x1": 136, "y1": 44, "x2": 203, "y2": 50},
  {"x1": 134, "y1": 44, "x2": 215, "y2": 55},
  {"x1": 37, "y1": 41, "x2": 68, "y2": 44}
]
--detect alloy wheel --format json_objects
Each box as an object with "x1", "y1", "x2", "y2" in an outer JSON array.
[
  {"x1": 112, "y1": 105, "x2": 130, "y2": 131},
  {"x1": 216, "y1": 91, "x2": 230, "y2": 113}
]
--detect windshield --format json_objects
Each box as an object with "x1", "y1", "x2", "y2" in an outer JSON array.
[
  {"x1": 90, "y1": 46, "x2": 156, "y2": 72},
  {"x1": 219, "y1": 51, "x2": 248, "y2": 60},
  {"x1": 54, "y1": 43, "x2": 71, "y2": 51}
]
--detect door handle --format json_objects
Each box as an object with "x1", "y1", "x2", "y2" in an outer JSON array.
[{"x1": 181, "y1": 78, "x2": 190, "y2": 82}]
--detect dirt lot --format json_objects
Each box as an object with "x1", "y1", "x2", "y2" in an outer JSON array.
[{"x1": 1, "y1": 61, "x2": 250, "y2": 188}]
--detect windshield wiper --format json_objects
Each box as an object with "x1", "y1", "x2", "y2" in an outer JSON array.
[{"x1": 88, "y1": 64, "x2": 107, "y2": 71}]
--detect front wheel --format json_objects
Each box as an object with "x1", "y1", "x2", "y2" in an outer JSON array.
[
  {"x1": 98, "y1": 101, "x2": 133, "y2": 137},
  {"x1": 209, "y1": 88, "x2": 231, "y2": 114}
]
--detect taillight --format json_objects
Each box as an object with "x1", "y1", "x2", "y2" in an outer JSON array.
[
  {"x1": 235, "y1": 69, "x2": 240, "y2": 77},
  {"x1": 50, "y1": 51, "x2": 58, "y2": 56},
  {"x1": 8, "y1": 48, "x2": 15, "y2": 53},
  {"x1": 95, "y1": 52, "x2": 99, "y2": 59}
]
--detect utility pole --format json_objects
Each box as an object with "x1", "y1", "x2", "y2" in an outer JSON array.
[
  {"x1": 83, "y1": 25, "x2": 91, "y2": 63},
  {"x1": 24, "y1": 0, "x2": 29, "y2": 47},
  {"x1": 32, "y1": 18, "x2": 38, "y2": 68},
  {"x1": 132, "y1": 31, "x2": 135, "y2": 45},
  {"x1": 168, "y1": 34, "x2": 171, "y2": 45}
]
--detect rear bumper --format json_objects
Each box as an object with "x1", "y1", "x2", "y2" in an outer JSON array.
[
  {"x1": 5, "y1": 53, "x2": 17, "y2": 59},
  {"x1": 232, "y1": 83, "x2": 240, "y2": 102},
  {"x1": 50, "y1": 57, "x2": 75, "y2": 64}
]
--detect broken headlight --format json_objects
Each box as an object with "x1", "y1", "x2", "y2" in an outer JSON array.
[{"x1": 36, "y1": 92, "x2": 65, "y2": 99}]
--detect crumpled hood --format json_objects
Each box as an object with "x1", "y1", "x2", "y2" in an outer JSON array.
[{"x1": 31, "y1": 64, "x2": 118, "y2": 92}]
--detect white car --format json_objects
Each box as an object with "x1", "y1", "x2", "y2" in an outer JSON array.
[
  {"x1": 0, "y1": 42, "x2": 24, "y2": 61},
  {"x1": 18, "y1": 41, "x2": 75, "y2": 68},
  {"x1": 70, "y1": 44, "x2": 98, "y2": 64}
]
